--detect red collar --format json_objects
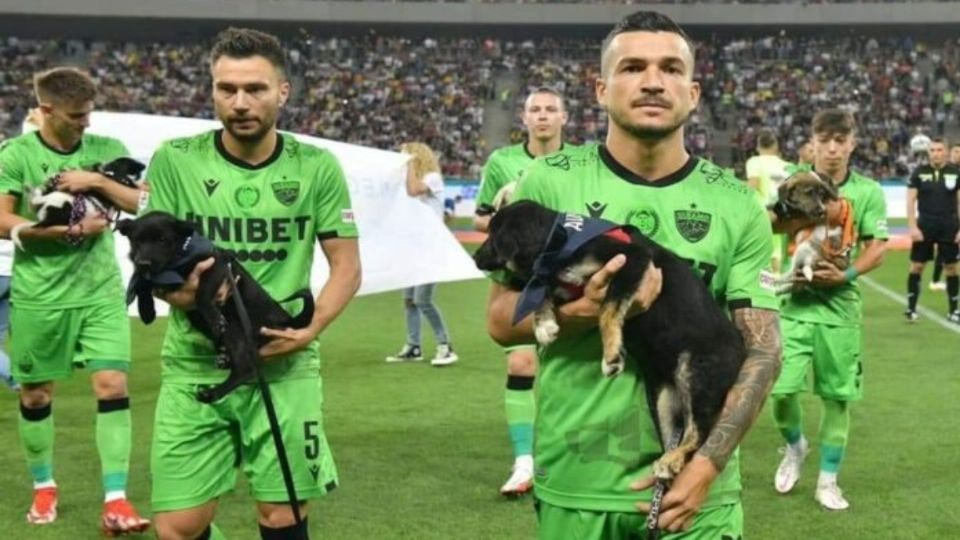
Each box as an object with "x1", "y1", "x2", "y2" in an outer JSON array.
[{"x1": 603, "y1": 228, "x2": 632, "y2": 244}]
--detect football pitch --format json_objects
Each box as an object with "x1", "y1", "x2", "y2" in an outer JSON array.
[{"x1": 0, "y1": 249, "x2": 956, "y2": 540}]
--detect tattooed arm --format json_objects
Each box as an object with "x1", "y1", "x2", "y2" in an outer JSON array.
[{"x1": 635, "y1": 307, "x2": 782, "y2": 533}]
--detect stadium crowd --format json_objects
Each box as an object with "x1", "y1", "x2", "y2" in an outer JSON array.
[{"x1": 2, "y1": 33, "x2": 959, "y2": 179}]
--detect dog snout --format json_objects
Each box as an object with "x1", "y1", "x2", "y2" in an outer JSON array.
[{"x1": 134, "y1": 258, "x2": 153, "y2": 272}]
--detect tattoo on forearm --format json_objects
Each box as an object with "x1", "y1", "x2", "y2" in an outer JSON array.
[{"x1": 697, "y1": 308, "x2": 782, "y2": 471}]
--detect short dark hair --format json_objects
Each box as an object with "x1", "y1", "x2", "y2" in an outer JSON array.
[
  {"x1": 930, "y1": 136, "x2": 948, "y2": 146},
  {"x1": 757, "y1": 130, "x2": 778, "y2": 150},
  {"x1": 601, "y1": 11, "x2": 695, "y2": 74},
  {"x1": 526, "y1": 86, "x2": 565, "y2": 109},
  {"x1": 812, "y1": 109, "x2": 856, "y2": 136},
  {"x1": 210, "y1": 27, "x2": 287, "y2": 77},
  {"x1": 34, "y1": 67, "x2": 96, "y2": 105}
]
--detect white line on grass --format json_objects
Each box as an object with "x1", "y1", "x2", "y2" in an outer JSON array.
[{"x1": 860, "y1": 276, "x2": 960, "y2": 335}]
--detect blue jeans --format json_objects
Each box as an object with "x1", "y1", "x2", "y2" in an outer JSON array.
[
  {"x1": 404, "y1": 284, "x2": 450, "y2": 347},
  {"x1": 0, "y1": 275, "x2": 12, "y2": 385}
]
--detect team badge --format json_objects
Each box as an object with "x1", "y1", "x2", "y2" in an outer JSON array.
[
  {"x1": 545, "y1": 154, "x2": 571, "y2": 171},
  {"x1": 271, "y1": 180, "x2": 300, "y2": 206},
  {"x1": 675, "y1": 205, "x2": 712, "y2": 243},
  {"x1": 945, "y1": 174, "x2": 957, "y2": 190},
  {"x1": 234, "y1": 185, "x2": 260, "y2": 209},
  {"x1": 632, "y1": 210, "x2": 660, "y2": 237}
]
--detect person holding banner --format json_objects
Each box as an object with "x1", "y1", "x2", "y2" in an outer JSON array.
[
  {"x1": 474, "y1": 87, "x2": 573, "y2": 497},
  {"x1": 144, "y1": 28, "x2": 360, "y2": 540},
  {"x1": 0, "y1": 67, "x2": 148, "y2": 534},
  {"x1": 385, "y1": 142, "x2": 458, "y2": 366}
]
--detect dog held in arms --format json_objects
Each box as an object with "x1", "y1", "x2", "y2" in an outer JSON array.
[
  {"x1": 474, "y1": 200, "x2": 746, "y2": 481},
  {"x1": 118, "y1": 211, "x2": 314, "y2": 403},
  {"x1": 11, "y1": 157, "x2": 145, "y2": 249},
  {"x1": 771, "y1": 171, "x2": 855, "y2": 294}
]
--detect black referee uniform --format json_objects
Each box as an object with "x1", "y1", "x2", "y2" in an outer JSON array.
[{"x1": 907, "y1": 162, "x2": 960, "y2": 319}]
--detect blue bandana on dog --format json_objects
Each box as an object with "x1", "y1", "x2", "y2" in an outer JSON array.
[
  {"x1": 125, "y1": 232, "x2": 216, "y2": 324},
  {"x1": 512, "y1": 213, "x2": 627, "y2": 325}
]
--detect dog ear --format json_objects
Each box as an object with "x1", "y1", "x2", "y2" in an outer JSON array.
[
  {"x1": 175, "y1": 220, "x2": 196, "y2": 239},
  {"x1": 116, "y1": 218, "x2": 134, "y2": 237},
  {"x1": 818, "y1": 179, "x2": 839, "y2": 201}
]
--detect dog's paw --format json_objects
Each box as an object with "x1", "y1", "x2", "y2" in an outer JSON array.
[
  {"x1": 601, "y1": 355, "x2": 625, "y2": 378},
  {"x1": 534, "y1": 319, "x2": 560, "y2": 345},
  {"x1": 802, "y1": 265, "x2": 814, "y2": 282},
  {"x1": 653, "y1": 451, "x2": 686, "y2": 481}
]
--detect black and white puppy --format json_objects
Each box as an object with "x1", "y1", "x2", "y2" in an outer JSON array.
[
  {"x1": 118, "y1": 211, "x2": 315, "y2": 403},
  {"x1": 474, "y1": 201, "x2": 746, "y2": 480},
  {"x1": 12, "y1": 157, "x2": 145, "y2": 249}
]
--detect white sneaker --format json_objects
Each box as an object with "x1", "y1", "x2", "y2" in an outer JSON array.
[
  {"x1": 431, "y1": 344, "x2": 459, "y2": 367},
  {"x1": 500, "y1": 456, "x2": 534, "y2": 498},
  {"x1": 948, "y1": 311, "x2": 960, "y2": 325},
  {"x1": 929, "y1": 281, "x2": 946, "y2": 291},
  {"x1": 774, "y1": 437, "x2": 809, "y2": 494},
  {"x1": 815, "y1": 479, "x2": 850, "y2": 510},
  {"x1": 385, "y1": 344, "x2": 423, "y2": 363}
]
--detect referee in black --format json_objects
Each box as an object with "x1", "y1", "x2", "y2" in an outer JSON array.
[{"x1": 906, "y1": 137, "x2": 960, "y2": 323}]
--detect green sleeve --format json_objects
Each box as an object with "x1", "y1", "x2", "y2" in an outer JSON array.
[
  {"x1": 104, "y1": 138, "x2": 130, "y2": 162},
  {"x1": 512, "y1": 161, "x2": 557, "y2": 208},
  {"x1": 142, "y1": 145, "x2": 178, "y2": 216},
  {"x1": 475, "y1": 155, "x2": 505, "y2": 214},
  {"x1": 725, "y1": 202, "x2": 779, "y2": 311},
  {"x1": 0, "y1": 142, "x2": 24, "y2": 196},
  {"x1": 314, "y1": 152, "x2": 358, "y2": 240},
  {"x1": 858, "y1": 184, "x2": 890, "y2": 241}
]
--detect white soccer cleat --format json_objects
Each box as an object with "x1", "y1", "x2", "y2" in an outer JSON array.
[
  {"x1": 774, "y1": 437, "x2": 809, "y2": 494},
  {"x1": 929, "y1": 281, "x2": 946, "y2": 291},
  {"x1": 904, "y1": 310, "x2": 919, "y2": 323},
  {"x1": 948, "y1": 311, "x2": 960, "y2": 325},
  {"x1": 815, "y1": 480, "x2": 850, "y2": 511},
  {"x1": 500, "y1": 457, "x2": 534, "y2": 498},
  {"x1": 430, "y1": 344, "x2": 459, "y2": 367}
]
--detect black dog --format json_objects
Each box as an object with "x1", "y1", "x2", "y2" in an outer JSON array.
[
  {"x1": 12, "y1": 157, "x2": 145, "y2": 249},
  {"x1": 474, "y1": 200, "x2": 746, "y2": 481},
  {"x1": 118, "y1": 211, "x2": 314, "y2": 403}
]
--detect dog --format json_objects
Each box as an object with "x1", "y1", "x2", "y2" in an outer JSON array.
[
  {"x1": 772, "y1": 171, "x2": 855, "y2": 293},
  {"x1": 11, "y1": 157, "x2": 145, "y2": 249},
  {"x1": 474, "y1": 200, "x2": 746, "y2": 481},
  {"x1": 117, "y1": 211, "x2": 315, "y2": 403}
]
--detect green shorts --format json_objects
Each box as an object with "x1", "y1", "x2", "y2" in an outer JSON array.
[
  {"x1": 10, "y1": 301, "x2": 131, "y2": 383},
  {"x1": 773, "y1": 318, "x2": 863, "y2": 401},
  {"x1": 151, "y1": 377, "x2": 338, "y2": 512},
  {"x1": 535, "y1": 500, "x2": 743, "y2": 540}
]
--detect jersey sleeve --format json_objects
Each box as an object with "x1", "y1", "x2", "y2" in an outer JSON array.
[
  {"x1": 104, "y1": 137, "x2": 131, "y2": 162},
  {"x1": 475, "y1": 155, "x2": 504, "y2": 215},
  {"x1": 725, "y1": 201, "x2": 779, "y2": 312},
  {"x1": 142, "y1": 144, "x2": 179, "y2": 216},
  {"x1": 745, "y1": 157, "x2": 760, "y2": 180},
  {"x1": 314, "y1": 151, "x2": 358, "y2": 240},
  {"x1": 858, "y1": 183, "x2": 890, "y2": 241},
  {"x1": 907, "y1": 169, "x2": 921, "y2": 190},
  {"x1": 512, "y1": 160, "x2": 558, "y2": 209},
  {"x1": 0, "y1": 142, "x2": 24, "y2": 197}
]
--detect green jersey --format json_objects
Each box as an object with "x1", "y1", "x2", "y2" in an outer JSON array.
[
  {"x1": 144, "y1": 130, "x2": 358, "y2": 383},
  {"x1": 785, "y1": 162, "x2": 813, "y2": 176},
  {"x1": 511, "y1": 143, "x2": 778, "y2": 513},
  {"x1": 0, "y1": 132, "x2": 128, "y2": 308},
  {"x1": 745, "y1": 154, "x2": 791, "y2": 207},
  {"x1": 475, "y1": 142, "x2": 575, "y2": 215},
  {"x1": 782, "y1": 169, "x2": 888, "y2": 326}
]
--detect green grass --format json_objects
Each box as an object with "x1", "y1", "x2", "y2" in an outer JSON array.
[{"x1": 0, "y1": 249, "x2": 956, "y2": 539}]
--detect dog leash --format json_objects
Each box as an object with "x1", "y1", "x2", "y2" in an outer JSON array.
[
  {"x1": 646, "y1": 429, "x2": 683, "y2": 540},
  {"x1": 224, "y1": 262, "x2": 304, "y2": 525}
]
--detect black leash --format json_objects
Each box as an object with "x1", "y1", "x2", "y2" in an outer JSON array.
[
  {"x1": 224, "y1": 262, "x2": 303, "y2": 525},
  {"x1": 646, "y1": 429, "x2": 683, "y2": 540}
]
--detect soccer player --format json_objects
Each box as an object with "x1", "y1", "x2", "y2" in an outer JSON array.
[
  {"x1": 796, "y1": 140, "x2": 815, "y2": 171},
  {"x1": 905, "y1": 137, "x2": 960, "y2": 322},
  {"x1": 769, "y1": 109, "x2": 888, "y2": 510},
  {"x1": 473, "y1": 87, "x2": 572, "y2": 496},
  {"x1": 931, "y1": 142, "x2": 960, "y2": 290},
  {"x1": 747, "y1": 130, "x2": 792, "y2": 272},
  {"x1": 145, "y1": 29, "x2": 361, "y2": 540},
  {"x1": 486, "y1": 12, "x2": 782, "y2": 537},
  {"x1": 0, "y1": 67, "x2": 148, "y2": 533}
]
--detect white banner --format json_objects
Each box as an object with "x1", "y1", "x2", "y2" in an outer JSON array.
[{"x1": 25, "y1": 112, "x2": 484, "y2": 316}]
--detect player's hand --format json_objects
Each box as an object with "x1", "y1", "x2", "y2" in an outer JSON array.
[
  {"x1": 156, "y1": 258, "x2": 230, "y2": 310},
  {"x1": 910, "y1": 226, "x2": 924, "y2": 242},
  {"x1": 259, "y1": 326, "x2": 319, "y2": 359},
  {"x1": 57, "y1": 170, "x2": 104, "y2": 193},
  {"x1": 809, "y1": 260, "x2": 847, "y2": 288},
  {"x1": 564, "y1": 256, "x2": 661, "y2": 319},
  {"x1": 633, "y1": 455, "x2": 719, "y2": 533},
  {"x1": 69, "y1": 214, "x2": 110, "y2": 239}
]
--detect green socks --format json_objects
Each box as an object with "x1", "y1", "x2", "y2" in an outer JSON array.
[
  {"x1": 505, "y1": 375, "x2": 535, "y2": 458},
  {"x1": 19, "y1": 402, "x2": 55, "y2": 486},
  {"x1": 97, "y1": 398, "x2": 132, "y2": 498},
  {"x1": 772, "y1": 393, "x2": 803, "y2": 445},
  {"x1": 819, "y1": 399, "x2": 850, "y2": 474}
]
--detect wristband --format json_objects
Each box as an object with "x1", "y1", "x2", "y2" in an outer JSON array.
[{"x1": 843, "y1": 267, "x2": 859, "y2": 283}]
